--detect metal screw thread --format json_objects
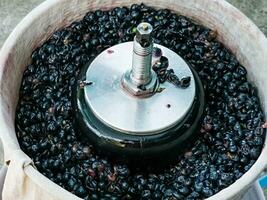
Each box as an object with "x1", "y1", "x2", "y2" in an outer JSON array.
[
  {"x1": 131, "y1": 22, "x2": 153, "y2": 86},
  {"x1": 131, "y1": 38, "x2": 153, "y2": 85}
]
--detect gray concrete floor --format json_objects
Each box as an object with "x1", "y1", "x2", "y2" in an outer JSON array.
[
  {"x1": 0, "y1": 0, "x2": 266, "y2": 194},
  {"x1": 228, "y1": 0, "x2": 267, "y2": 35},
  {"x1": 0, "y1": 0, "x2": 44, "y2": 47}
]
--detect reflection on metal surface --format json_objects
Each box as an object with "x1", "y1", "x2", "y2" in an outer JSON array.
[{"x1": 84, "y1": 42, "x2": 196, "y2": 135}]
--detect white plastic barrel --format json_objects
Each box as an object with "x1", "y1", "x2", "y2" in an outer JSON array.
[{"x1": 0, "y1": 0, "x2": 267, "y2": 199}]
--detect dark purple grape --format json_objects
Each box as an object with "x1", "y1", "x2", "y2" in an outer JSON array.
[{"x1": 15, "y1": 3, "x2": 265, "y2": 200}]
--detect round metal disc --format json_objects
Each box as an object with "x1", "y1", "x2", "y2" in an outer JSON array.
[{"x1": 84, "y1": 42, "x2": 196, "y2": 135}]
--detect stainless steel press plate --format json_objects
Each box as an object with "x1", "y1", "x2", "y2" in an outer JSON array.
[{"x1": 84, "y1": 42, "x2": 196, "y2": 135}]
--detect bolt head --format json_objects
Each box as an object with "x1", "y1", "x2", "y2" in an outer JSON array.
[
  {"x1": 136, "y1": 22, "x2": 153, "y2": 44},
  {"x1": 122, "y1": 70, "x2": 159, "y2": 97}
]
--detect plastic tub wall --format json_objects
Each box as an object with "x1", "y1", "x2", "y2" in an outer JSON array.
[{"x1": 0, "y1": 0, "x2": 267, "y2": 199}]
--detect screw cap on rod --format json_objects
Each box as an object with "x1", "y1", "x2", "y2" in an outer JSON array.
[
  {"x1": 122, "y1": 22, "x2": 159, "y2": 97},
  {"x1": 135, "y1": 22, "x2": 153, "y2": 46}
]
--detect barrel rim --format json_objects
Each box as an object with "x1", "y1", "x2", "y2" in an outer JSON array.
[{"x1": 0, "y1": 0, "x2": 266, "y2": 199}]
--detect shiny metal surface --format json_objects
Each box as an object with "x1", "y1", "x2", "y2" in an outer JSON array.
[
  {"x1": 135, "y1": 22, "x2": 153, "y2": 44},
  {"x1": 130, "y1": 36, "x2": 153, "y2": 86},
  {"x1": 121, "y1": 69, "x2": 159, "y2": 97},
  {"x1": 122, "y1": 22, "x2": 157, "y2": 96},
  {"x1": 130, "y1": 22, "x2": 153, "y2": 86},
  {"x1": 84, "y1": 42, "x2": 196, "y2": 135}
]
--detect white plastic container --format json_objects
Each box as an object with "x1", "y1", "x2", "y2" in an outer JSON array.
[{"x1": 0, "y1": 0, "x2": 267, "y2": 199}]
